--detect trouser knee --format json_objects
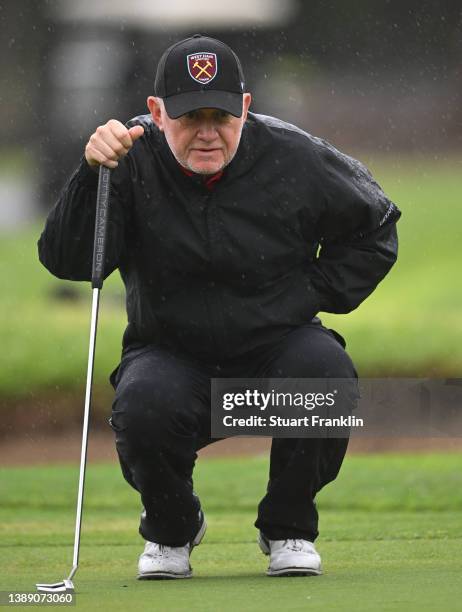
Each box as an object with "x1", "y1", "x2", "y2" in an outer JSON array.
[
  {"x1": 111, "y1": 378, "x2": 199, "y2": 450},
  {"x1": 267, "y1": 326, "x2": 357, "y2": 379}
]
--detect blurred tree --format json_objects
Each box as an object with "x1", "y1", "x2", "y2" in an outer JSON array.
[
  {"x1": 291, "y1": 0, "x2": 462, "y2": 73},
  {"x1": 0, "y1": 0, "x2": 46, "y2": 144},
  {"x1": 1, "y1": 0, "x2": 461, "y2": 212}
]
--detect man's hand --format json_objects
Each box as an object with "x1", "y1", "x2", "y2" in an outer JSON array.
[{"x1": 85, "y1": 119, "x2": 145, "y2": 169}]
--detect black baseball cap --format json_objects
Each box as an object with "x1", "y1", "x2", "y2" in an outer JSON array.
[{"x1": 154, "y1": 34, "x2": 245, "y2": 119}]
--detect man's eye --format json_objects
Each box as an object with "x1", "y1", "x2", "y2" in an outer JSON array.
[{"x1": 182, "y1": 109, "x2": 231, "y2": 123}]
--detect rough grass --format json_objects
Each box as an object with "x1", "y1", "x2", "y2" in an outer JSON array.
[
  {"x1": 0, "y1": 454, "x2": 461, "y2": 611},
  {"x1": 1, "y1": 156, "x2": 461, "y2": 400}
]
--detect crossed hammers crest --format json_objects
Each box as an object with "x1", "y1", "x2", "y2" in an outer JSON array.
[{"x1": 193, "y1": 60, "x2": 213, "y2": 79}]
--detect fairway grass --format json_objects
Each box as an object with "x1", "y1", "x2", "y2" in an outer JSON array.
[{"x1": 1, "y1": 454, "x2": 461, "y2": 611}]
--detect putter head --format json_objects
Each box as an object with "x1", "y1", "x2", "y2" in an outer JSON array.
[{"x1": 36, "y1": 579, "x2": 74, "y2": 593}]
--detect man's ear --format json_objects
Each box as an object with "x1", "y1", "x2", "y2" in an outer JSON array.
[
  {"x1": 147, "y1": 96, "x2": 163, "y2": 131},
  {"x1": 242, "y1": 93, "x2": 252, "y2": 122}
]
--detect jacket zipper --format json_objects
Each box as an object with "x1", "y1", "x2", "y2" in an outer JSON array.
[{"x1": 204, "y1": 190, "x2": 228, "y2": 357}]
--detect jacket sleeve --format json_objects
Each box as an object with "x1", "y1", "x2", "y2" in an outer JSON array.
[
  {"x1": 38, "y1": 156, "x2": 131, "y2": 282},
  {"x1": 307, "y1": 143, "x2": 401, "y2": 314}
]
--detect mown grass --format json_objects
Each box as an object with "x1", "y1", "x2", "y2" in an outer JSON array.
[
  {"x1": 0, "y1": 454, "x2": 461, "y2": 611},
  {"x1": 321, "y1": 155, "x2": 462, "y2": 376},
  {"x1": 1, "y1": 156, "x2": 461, "y2": 400}
]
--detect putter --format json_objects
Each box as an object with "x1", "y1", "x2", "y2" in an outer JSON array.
[{"x1": 36, "y1": 164, "x2": 112, "y2": 594}]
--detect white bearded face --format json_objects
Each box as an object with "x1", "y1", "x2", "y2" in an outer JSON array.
[{"x1": 148, "y1": 94, "x2": 252, "y2": 175}]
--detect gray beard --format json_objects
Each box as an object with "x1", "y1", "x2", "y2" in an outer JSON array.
[{"x1": 180, "y1": 152, "x2": 236, "y2": 175}]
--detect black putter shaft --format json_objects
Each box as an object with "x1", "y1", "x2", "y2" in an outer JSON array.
[{"x1": 37, "y1": 164, "x2": 111, "y2": 593}]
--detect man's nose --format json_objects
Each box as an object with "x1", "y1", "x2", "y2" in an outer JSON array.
[{"x1": 196, "y1": 121, "x2": 219, "y2": 140}]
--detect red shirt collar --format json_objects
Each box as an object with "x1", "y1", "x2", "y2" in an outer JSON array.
[{"x1": 179, "y1": 164, "x2": 224, "y2": 190}]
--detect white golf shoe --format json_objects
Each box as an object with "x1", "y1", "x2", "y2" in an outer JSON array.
[
  {"x1": 137, "y1": 513, "x2": 207, "y2": 580},
  {"x1": 258, "y1": 532, "x2": 322, "y2": 577}
]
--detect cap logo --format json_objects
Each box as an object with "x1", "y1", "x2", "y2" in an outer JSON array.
[{"x1": 187, "y1": 52, "x2": 217, "y2": 84}]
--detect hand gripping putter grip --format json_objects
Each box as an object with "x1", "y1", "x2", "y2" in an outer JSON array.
[{"x1": 36, "y1": 165, "x2": 112, "y2": 594}]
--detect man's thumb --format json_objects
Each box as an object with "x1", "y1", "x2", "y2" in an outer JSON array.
[{"x1": 129, "y1": 125, "x2": 144, "y2": 142}]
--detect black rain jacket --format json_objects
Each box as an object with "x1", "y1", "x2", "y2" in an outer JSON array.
[{"x1": 38, "y1": 112, "x2": 401, "y2": 360}]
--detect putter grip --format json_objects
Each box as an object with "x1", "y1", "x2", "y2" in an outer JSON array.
[{"x1": 91, "y1": 165, "x2": 111, "y2": 289}]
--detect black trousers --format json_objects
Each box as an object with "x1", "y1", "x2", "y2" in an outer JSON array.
[{"x1": 109, "y1": 323, "x2": 357, "y2": 546}]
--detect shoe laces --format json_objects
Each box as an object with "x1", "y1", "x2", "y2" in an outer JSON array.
[
  {"x1": 284, "y1": 539, "x2": 308, "y2": 552},
  {"x1": 145, "y1": 542, "x2": 170, "y2": 559},
  {"x1": 145, "y1": 541, "x2": 191, "y2": 559}
]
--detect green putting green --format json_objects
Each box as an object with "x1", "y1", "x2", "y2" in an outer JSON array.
[{"x1": 0, "y1": 454, "x2": 461, "y2": 611}]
